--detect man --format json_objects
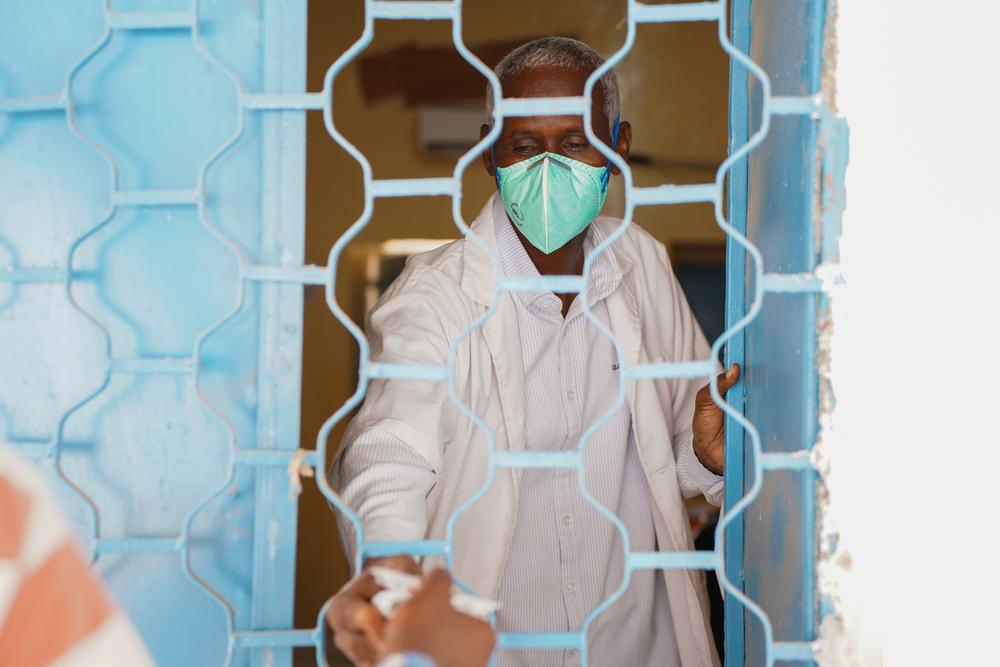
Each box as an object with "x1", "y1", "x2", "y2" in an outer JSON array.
[{"x1": 328, "y1": 37, "x2": 738, "y2": 667}]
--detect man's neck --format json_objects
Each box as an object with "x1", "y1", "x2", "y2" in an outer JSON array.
[{"x1": 510, "y1": 224, "x2": 589, "y2": 317}]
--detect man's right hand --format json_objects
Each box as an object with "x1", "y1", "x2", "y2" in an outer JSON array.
[{"x1": 327, "y1": 555, "x2": 420, "y2": 667}]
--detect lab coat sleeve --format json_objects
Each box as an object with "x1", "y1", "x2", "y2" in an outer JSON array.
[
  {"x1": 672, "y1": 427, "x2": 725, "y2": 506},
  {"x1": 333, "y1": 428, "x2": 437, "y2": 570},
  {"x1": 651, "y1": 240, "x2": 724, "y2": 504},
  {"x1": 329, "y1": 264, "x2": 464, "y2": 568}
]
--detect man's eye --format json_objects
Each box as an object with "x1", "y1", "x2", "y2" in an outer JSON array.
[
  {"x1": 565, "y1": 142, "x2": 588, "y2": 151},
  {"x1": 513, "y1": 145, "x2": 537, "y2": 154}
]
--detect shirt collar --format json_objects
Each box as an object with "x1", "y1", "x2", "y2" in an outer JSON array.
[{"x1": 493, "y1": 197, "x2": 624, "y2": 315}]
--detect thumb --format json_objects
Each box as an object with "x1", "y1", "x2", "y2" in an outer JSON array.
[{"x1": 716, "y1": 363, "x2": 741, "y2": 393}]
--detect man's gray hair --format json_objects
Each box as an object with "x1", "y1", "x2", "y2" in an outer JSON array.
[{"x1": 485, "y1": 37, "x2": 621, "y2": 134}]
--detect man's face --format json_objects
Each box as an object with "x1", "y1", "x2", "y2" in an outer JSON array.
[{"x1": 481, "y1": 66, "x2": 631, "y2": 176}]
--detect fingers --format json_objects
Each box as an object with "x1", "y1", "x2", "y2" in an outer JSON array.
[
  {"x1": 327, "y1": 573, "x2": 378, "y2": 630},
  {"x1": 355, "y1": 601, "x2": 387, "y2": 645},
  {"x1": 351, "y1": 571, "x2": 383, "y2": 598},
  {"x1": 333, "y1": 629, "x2": 378, "y2": 667},
  {"x1": 368, "y1": 554, "x2": 421, "y2": 575},
  {"x1": 327, "y1": 556, "x2": 418, "y2": 628},
  {"x1": 327, "y1": 571, "x2": 388, "y2": 665}
]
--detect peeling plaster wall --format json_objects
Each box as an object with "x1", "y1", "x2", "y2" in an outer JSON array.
[
  {"x1": 739, "y1": 0, "x2": 827, "y2": 661},
  {"x1": 821, "y1": 1, "x2": 1000, "y2": 665}
]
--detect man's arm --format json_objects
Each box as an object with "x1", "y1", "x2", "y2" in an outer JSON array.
[
  {"x1": 334, "y1": 430, "x2": 436, "y2": 568},
  {"x1": 331, "y1": 264, "x2": 463, "y2": 561},
  {"x1": 327, "y1": 264, "x2": 464, "y2": 666},
  {"x1": 328, "y1": 424, "x2": 440, "y2": 667},
  {"x1": 673, "y1": 427, "x2": 725, "y2": 506},
  {"x1": 650, "y1": 238, "x2": 738, "y2": 503}
]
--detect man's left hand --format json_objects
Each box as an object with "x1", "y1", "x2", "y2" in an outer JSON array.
[{"x1": 692, "y1": 363, "x2": 741, "y2": 475}]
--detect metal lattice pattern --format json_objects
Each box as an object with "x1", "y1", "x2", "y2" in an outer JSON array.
[{"x1": 0, "y1": 0, "x2": 832, "y2": 664}]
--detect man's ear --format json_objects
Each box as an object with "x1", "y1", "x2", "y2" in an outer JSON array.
[
  {"x1": 480, "y1": 124, "x2": 495, "y2": 178},
  {"x1": 609, "y1": 120, "x2": 632, "y2": 176}
]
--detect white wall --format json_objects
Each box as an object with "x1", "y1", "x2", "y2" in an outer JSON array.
[{"x1": 826, "y1": 2, "x2": 999, "y2": 664}]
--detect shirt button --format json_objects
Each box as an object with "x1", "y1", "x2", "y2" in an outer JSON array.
[
  {"x1": 566, "y1": 582, "x2": 577, "y2": 594},
  {"x1": 566, "y1": 390, "x2": 575, "y2": 401},
  {"x1": 505, "y1": 511, "x2": 514, "y2": 525},
  {"x1": 562, "y1": 514, "x2": 573, "y2": 527}
]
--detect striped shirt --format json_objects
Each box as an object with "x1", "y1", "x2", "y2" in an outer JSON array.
[
  {"x1": 337, "y1": 201, "x2": 723, "y2": 666},
  {"x1": 492, "y1": 202, "x2": 719, "y2": 667},
  {"x1": 0, "y1": 443, "x2": 154, "y2": 667}
]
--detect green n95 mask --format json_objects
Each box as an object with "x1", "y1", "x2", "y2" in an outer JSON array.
[{"x1": 493, "y1": 116, "x2": 621, "y2": 254}]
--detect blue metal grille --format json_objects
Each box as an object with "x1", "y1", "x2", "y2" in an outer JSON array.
[
  {"x1": 0, "y1": 0, "x2": 840, "y2": 664},
  {"x1": 315, "y1": 1, "x2": 833, "y2": 664}
]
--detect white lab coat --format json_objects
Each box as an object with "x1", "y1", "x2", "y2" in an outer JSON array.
[{"x1": 332, "y1": 195, "x2": 721, "y2": 667}]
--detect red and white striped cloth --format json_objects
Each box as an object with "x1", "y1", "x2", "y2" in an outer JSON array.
[{"x1": 0, "y1": 444, "x2": 155, "y2": 667}]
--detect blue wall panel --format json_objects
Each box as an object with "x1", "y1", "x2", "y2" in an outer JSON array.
[{"x1": 0, "y1": 2, "x2": 307, "y2": 665}]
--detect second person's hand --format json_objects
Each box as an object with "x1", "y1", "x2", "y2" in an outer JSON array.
[
  {"x1": 327, "y1": 555, "x2": 420, "y2": 667},
  {"x1": 381, "y1": 569, "x2": 496, "y2": 667}
]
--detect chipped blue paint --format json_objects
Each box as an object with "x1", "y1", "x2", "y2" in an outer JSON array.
[
  {"x1": 724, "y1": 2, "x2": 752, "y2": 663},
  {"x1": 740, "y1": 1, "x2": 827, "y2": 664}
]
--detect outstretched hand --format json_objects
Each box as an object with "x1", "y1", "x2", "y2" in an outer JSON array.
[
  {"x1": 692, "y1": 363, "x2": 741, "y2": 475},
  {"x1": 327, "y1": 555, "x2": 420, "y2": 667}
]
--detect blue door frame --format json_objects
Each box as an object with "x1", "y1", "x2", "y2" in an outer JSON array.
[{"x1": 725, "y1": 1, "x2": 830, "y2": 665}]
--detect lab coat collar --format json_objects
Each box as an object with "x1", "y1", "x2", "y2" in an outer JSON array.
[
  {"x1": 460, "y1": 194, "x2": 643, "y2": 462},
  {"x1": 461, "y1": 193, "x2": 635, "y2": 308}
]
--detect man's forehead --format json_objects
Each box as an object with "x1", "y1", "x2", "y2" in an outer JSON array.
[
  {"x1": 503, "y1": 65, "x2": 594, "y2": 94},
  {"x1": 506, "y1": 119, "x2": 587, "y2": 135},
  {"x1": 500, "y1": 66, "x2": 610, "y2": 133}
]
